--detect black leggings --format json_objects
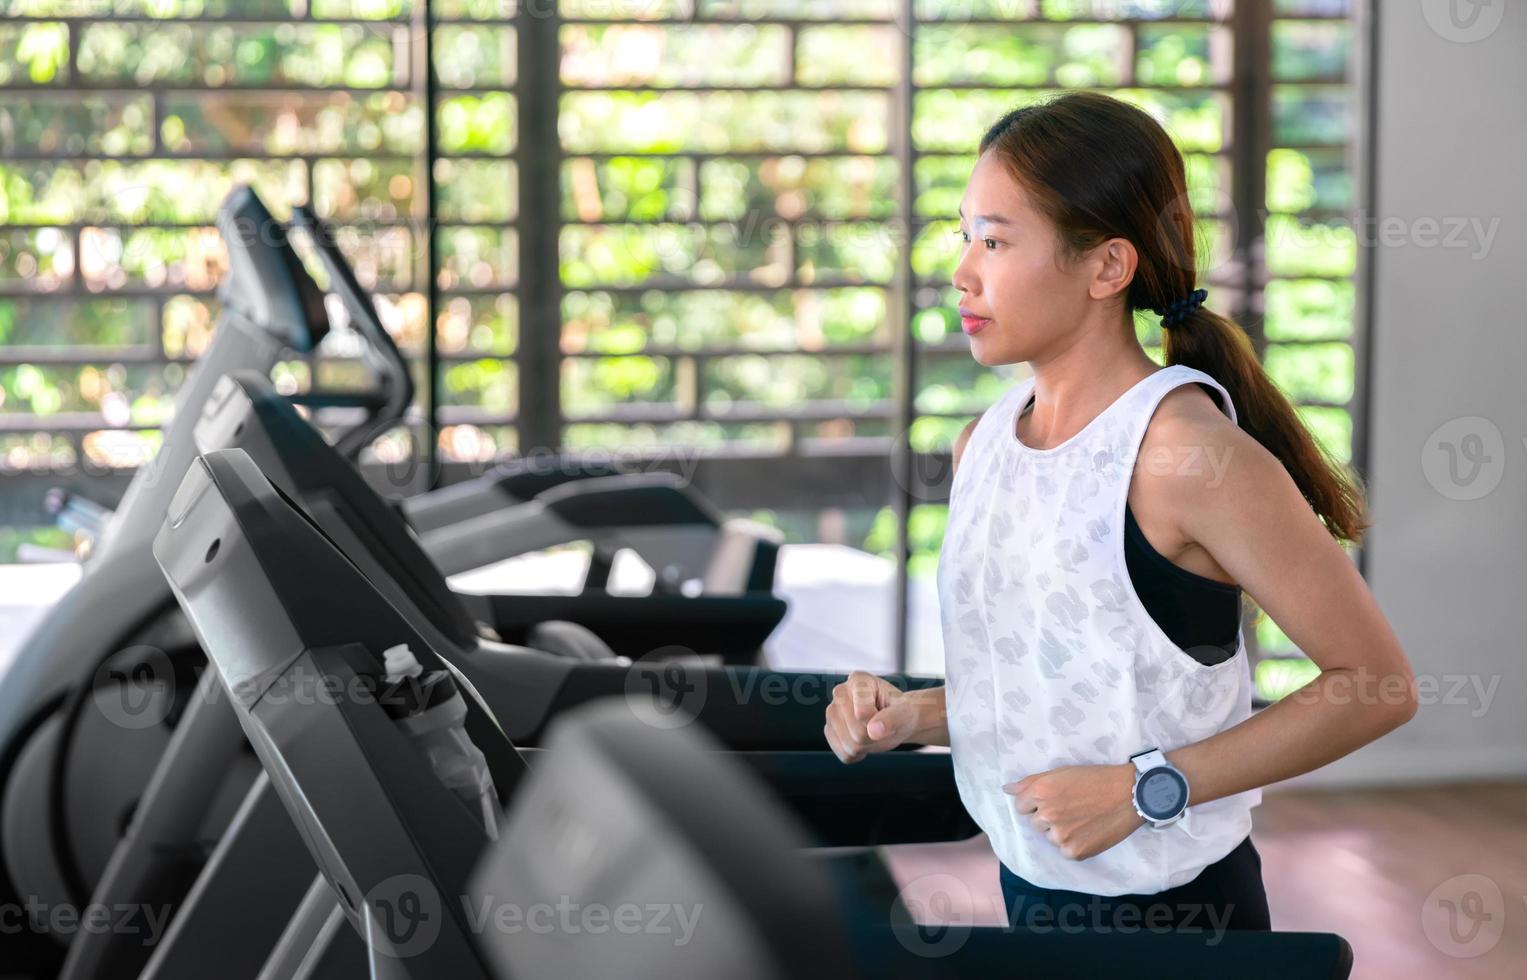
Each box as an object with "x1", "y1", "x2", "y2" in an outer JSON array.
[{"x1": 999, "y1": 835, "x2": 1272, "y2": 934}]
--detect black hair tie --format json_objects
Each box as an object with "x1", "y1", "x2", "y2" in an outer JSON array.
[{"x1": 1152, "y1": 287, "x2": 1208, "y2": 328}]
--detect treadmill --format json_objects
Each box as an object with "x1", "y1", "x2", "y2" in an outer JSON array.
[
  {"x1": 287, "y1": 203, "x2": 787, "y2": 596},
  {"x1": 56, "y1": 447, "x2": 973, "y2": 979},
  {"x1": 0, "y1": 186, "x2": 341, "y2": 979},
  {"x1": 0, "y1": 191, "x2": 791, "y2": 979},
  {"x1": 191, "y1": 370, "x2": 789, "y2": 664},
  {"x1": 143, "y1": 451, "x2": 1355, "y2": 979}
]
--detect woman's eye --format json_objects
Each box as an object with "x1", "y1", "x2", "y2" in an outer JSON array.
[{"x1": 954, "y1": 229, "x2": 998, "y2": 250}]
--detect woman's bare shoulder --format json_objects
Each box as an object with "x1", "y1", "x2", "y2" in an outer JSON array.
[{"x1": 953, "y1": 413, "x2": 983, "y2": 474}]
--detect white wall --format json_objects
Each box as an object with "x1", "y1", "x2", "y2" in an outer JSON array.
[{"x1": 1286, "y1": 0, "x2": 1527, "y2": 789}]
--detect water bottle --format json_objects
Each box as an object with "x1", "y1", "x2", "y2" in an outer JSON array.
[{"x1": 381, "y1": 643, "x2": 499, "y2": 840}]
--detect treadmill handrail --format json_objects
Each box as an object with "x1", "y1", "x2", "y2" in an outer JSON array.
[
  {"x1": 288, "y1": 205, "x2": 413, "y2": 460},
  {"x1": 535, "y1": 472, "x2": 723, "y2": 529},
  {"x1": 402, "y1": 455, "x2": 631, "y2": 534}
]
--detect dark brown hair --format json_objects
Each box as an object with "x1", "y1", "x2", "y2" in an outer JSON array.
[{"x1": 980, "y1": 91, "x2": 1368, "y2": 543}]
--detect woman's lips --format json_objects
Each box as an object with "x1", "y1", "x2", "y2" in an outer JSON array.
[{"x1": 961, "y1": 314, "x2": 992, "y2": 336}]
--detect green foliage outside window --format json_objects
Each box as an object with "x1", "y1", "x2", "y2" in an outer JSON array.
[{"x1": 1, "y1": 2, "x2": 1360, "y2": 687}]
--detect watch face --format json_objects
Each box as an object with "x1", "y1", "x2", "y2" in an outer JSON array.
[{"x1": 1136, "y1": 768, "x2": 1187, "y2": 820}]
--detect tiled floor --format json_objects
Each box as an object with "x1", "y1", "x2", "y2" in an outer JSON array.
[{"x1": 883, "y1": 780, "x2": 1527, "y2": 979}]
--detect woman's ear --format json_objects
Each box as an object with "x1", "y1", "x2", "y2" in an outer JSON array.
[{"x1": 1088, "y1": 238, "x2": 1137, "y2": 301}]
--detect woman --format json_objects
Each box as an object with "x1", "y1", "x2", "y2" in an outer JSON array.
[{"x1": 823, "y1": 92, "x2": 1418, "y2": 933}]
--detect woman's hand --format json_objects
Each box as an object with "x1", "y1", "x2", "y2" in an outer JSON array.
[
  {"x1": 824, "y1": 671, "x2": 937, "y2": 763},
  {"x1": 1004, "y1": 764, "x2": 1145, "y2": 861}
]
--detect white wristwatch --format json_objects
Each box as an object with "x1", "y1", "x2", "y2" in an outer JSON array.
[{"x1": 1130, "y1": 747, "x2": 1190, "y2": 829}]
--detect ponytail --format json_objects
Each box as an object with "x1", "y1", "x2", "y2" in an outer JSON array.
[
  {"x1": 1165, "y1": 305, "x2": 1369, "y2": 543},
  {"x1": 979, "y1": 91, "x2": 1369, "y2": 544}
]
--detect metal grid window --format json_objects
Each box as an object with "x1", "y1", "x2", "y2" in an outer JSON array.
[{"x1": 0, "y1": 0, "x2": 1368, "y2": 687}]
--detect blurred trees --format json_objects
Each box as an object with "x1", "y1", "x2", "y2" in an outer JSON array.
[{"x1": 1, "y1": 0, "x2": 1360, "y2": 678}]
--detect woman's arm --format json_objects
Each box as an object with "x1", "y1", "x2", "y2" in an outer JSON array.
[
  {"x1": 823, "y1": 414, "x2": 983, "y2": 763},
  {"x1": 1147, "y1": 397, "x2": 1418, "y2": 804},
  {"x1": 1007, "y1": 394, "x2": 1417, "y2": 861}
]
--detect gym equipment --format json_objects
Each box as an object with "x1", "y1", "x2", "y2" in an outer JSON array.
[
  {"x1": 3, "y1": 192, "x2": 924, "y2": 980},
  {"x1": 92, "y1": 448, "x2": 965, "y2": 970},
  {"x1": 191, "y1": 370, "x2": 787, "y2": 663},
  {"x1": 0, "y1": 188, "x2": 784, "y2": 978},
  {"x1": 45, "y1": 439, "x2": 966, "y2": 978},
  {"x1": 473, "y1": 702, "x2": 1356, "y2": 980},
  {"x1": 78, "y1": 448, "x2": 967, "y2": 979},
  {"x1": 416, "y1": 466, "x2": 783, "y2": 595},
  {"x1": 0, "y1": 186, "x2": 347, "y2": 979},
  {"x1": 289, "y1": 204, "x2": 783, "y2": 595},
  {"x1": 292, "y1": 199, "x2": 780, "y2": 596},
  {"x1": 42, "y1": 488, "x2": 113, "y2": 549},
  {"x1": 143, "y1": 452, "x2": 1354, "y2": 978}
]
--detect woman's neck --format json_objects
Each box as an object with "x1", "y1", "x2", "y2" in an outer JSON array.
[{"x1": 1019, "y1": 343, "x2": 1161, "y2": 448}]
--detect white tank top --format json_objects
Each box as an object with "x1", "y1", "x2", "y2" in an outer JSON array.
[{"x1": 938, "y1": 364, "x2": 1263, "y2": 896}]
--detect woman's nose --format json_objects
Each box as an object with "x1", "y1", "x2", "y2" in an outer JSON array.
[{"x1": 952, "y1": 251, "x2": 977, "y2": 294}]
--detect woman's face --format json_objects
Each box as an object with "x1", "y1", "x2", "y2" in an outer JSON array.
[{"x1": 952, "y1": 150, "x2": 1099, "y2": 367}]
